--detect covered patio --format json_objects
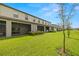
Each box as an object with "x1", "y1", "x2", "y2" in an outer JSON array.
[{"x1": 12, "y1": 22, "x2": 31, "y2": 36}]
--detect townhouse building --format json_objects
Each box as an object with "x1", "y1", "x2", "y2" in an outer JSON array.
[{"x1": 0, "y1": 4, "x2": 53, "y2": 37}]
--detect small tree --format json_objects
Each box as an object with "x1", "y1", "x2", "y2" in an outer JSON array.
[
  {"x1": 57, "y1": 4, "x2": 66, "y2": 55},
  {"x1": 57, "y1": 3, "x2": 77, "y2": 55}
]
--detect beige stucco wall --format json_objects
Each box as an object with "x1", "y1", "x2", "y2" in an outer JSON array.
[
  {"x1": 0, "y1": 4, "x2": 52, "y2": 26},
  {"x1": 0, "y1": 5, "x2": 27, "y2": 21}
]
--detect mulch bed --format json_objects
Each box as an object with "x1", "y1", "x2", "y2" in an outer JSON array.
[{"x1": 56, "y1": 48, "x2": 71, "y2": 56}]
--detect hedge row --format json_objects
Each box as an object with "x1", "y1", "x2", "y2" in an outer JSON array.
[{"x1": 28, "y1": 31, "x2": 44, "y2": 35}]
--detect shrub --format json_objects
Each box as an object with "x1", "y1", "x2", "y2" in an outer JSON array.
[{"x1": 28, "y1": 31, "x2": 44, "y2": 35}]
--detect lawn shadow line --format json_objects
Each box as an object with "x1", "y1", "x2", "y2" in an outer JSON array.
[
  {"x1": 0, "y1": 34, "x2": 30, "y2": 40},
  {"x1": 0, "y1": 33, "x2": 45, "y2": 40},
  {"x1": 67, "y1": 37, "x2": 79, "y2": 40}
]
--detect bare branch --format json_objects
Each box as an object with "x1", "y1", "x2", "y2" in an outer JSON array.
[{"x1": 66, "y1": 4, "x2": 77, "y2": 21}]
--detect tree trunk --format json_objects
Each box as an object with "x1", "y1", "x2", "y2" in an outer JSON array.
[
  {"x1": 62, "y1": 24, "x2": 66, "y2": 55},
  {"x1": 67, "y1": 26, "x2": 70, "y2": 38}
]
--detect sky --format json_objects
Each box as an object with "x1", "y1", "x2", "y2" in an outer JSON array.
[{"x1": 4, "y1": 3, "x2": 79, "y2": 28}]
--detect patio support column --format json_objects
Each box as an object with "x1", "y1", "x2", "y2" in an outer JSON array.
[
  {"x1": 49, "y1": 26, "x2": 52, "y2": 31},
  {"x1": 54, "y1": 27, "x2": 57, "y2": 31},
  {"x1": 6, "y1": 20, "x2": 12, "y2": 37},
  {"x1": 31, "y1": 24, "x2": 37, "y2": 32},
  {"x1": 44, "y1": 26, "x2": 46, "y2": 32}
]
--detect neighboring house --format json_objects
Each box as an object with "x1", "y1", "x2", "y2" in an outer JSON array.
[
  {"x1": 51, "y1": 24, "x2": 62, "y2": 31},
  {"x1": 0, "y1": 4, "x2": 53, "y2": 37}
]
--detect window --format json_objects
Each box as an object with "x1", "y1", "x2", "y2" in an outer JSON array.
[
  {"x1": 25, "y1": 16, "x2": 28, "y2": 20},
  {"x1": 13, "y1": 14, "x2": 18, "y2": 18},
  {"x1": 33, "y1": 19, "x2": 35, "y2": 22}
]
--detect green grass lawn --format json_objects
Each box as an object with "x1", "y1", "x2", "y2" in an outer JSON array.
[{"x1": 0, "y1": 30, "x2": 79, "y2": 56}]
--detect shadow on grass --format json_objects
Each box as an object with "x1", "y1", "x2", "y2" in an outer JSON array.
[
  {"x1": 0, "y1": 34, "x2": 28, "y2": 40},
  {"x1": 0, "y1": 33, "x2": 45, "y2": 40},
  {"x1": 68, "y1": 37, "x2": 79, "y2": 40},
  {"x1": 0, "y1": 31, "x2": 57, "y2": 40}
]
